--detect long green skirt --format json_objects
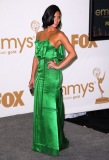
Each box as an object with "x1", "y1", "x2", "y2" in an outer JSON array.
[{"x1": 32, "y1": 66, "x2": 69, "y2": 156}]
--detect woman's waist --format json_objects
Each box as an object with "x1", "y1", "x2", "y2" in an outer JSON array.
[
  {"x1": 38, "y1": 58, "x2": 59, "y2": 69},
  {"x1": 38, "y1": 58, "x2": 59, "y2": 63},
  {"x1": 36, "y1": 64, "x2": 62, "y2": 76}
]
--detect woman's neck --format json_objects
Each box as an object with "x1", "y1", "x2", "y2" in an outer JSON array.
[{"x1": 46, "y1": 26, "x2": 57, "y2": 32}]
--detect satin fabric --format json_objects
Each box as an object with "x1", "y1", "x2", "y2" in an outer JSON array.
[{"x1": 32, "y1": 39, "x2": 69, "y2": 156}]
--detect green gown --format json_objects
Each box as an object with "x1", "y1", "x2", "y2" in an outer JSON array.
[{"x1": 32, "y1": 38, "x2": 69, "y2": 156}]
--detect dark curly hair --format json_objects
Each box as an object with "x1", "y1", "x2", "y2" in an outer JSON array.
[{"x1": 42, "y1": 5, "x2": 62, "y2": 29}]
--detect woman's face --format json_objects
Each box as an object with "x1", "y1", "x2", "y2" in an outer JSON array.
[{"x1": 52, "y1": 11, "x2": 61, "y2": 28}]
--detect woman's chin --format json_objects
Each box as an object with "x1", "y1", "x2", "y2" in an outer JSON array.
[{"x1": 52, "y1": 24, "x2": 58, "y2": 28}]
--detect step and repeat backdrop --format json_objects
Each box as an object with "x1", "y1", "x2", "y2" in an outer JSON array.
[{"x1": 0, "y1": 0, "x2": 109, "y2": 118}]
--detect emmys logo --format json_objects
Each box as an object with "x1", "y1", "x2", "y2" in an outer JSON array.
[
  {"x1": 31, "y1": 20, "x2": 40, "y2": 33},
  {"x1": 0, "y1": 20, "x2": 40, "y2": 55},
  {"x1": 31, "y1": 20, "x2": 40, "y2": 39},
  {"x1": 95, "y1": 9, "x2": 109, "y2": 16},
  {"x1": 93, "y1": 67, "x2": 109, "y2": 104},
  {"x1": 0, "y1": 90, "x2": 24, "y2": 107},
  {"x1": 0, "y1": 37, "x2": 33, "y2": 54},
  {"x1": 62, "y1": 81, "x2": 94, "y2": 98}
]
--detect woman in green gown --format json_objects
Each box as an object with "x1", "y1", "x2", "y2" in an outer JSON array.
[{"x1": 29, "y1": 5, "x2": 76, "y2": 156}]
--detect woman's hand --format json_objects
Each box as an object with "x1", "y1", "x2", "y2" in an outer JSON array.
[
  {"x1": 29, "y1": 77, "x2": 35, "y2": 88},
  {"x1": 48, "y1": 60, "x2": 59, "y2": 69}
]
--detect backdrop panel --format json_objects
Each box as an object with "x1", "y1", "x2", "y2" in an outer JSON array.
[{"x1": 0, "y1": 0, "x2": 109, "y2": 118}]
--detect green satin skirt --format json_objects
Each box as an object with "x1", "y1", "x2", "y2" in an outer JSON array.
[{"x1": 32, "y1": 59, "x2": 69, "y2": 156}]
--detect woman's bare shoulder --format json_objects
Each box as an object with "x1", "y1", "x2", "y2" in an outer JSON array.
[
  {"x1": 57, "y1": 30, "x2": 66, "y2": 38},
  {"x1": 57, "y1": 31, "x2": 68, "y2": 41},
  {"x1": 36, "y1": 31, "x2": 43, "y2": 40}
]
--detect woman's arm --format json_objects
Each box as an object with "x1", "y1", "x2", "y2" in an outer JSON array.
[
  {"x1": 48, "y1": 31, "x2": 76, "y2": 69},
  {"x1": 29, "y1": 57, "x2": 38, "y2": 87},
  {"x1": 29, "y1": 31, "x2": 40, "y2": 87}
]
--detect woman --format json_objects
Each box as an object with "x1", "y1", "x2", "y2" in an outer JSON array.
[{"x1": 29, "y1": 5, "x2": 76, "y2": 156}]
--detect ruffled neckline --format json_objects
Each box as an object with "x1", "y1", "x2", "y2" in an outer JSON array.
[
  {"x1": 34, "y1": 39, "x2": 65, "y2": 60},
  {"x1": 35, "y1": 39, "x2": 59, "y2": 50}
]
